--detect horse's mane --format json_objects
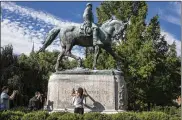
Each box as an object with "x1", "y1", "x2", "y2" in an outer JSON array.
[
  {"x1": 100, "y1": 19, "x2": 123, "y2": 29},
  {"x1": 101, "y1": 19, "x2": 113, "y2": 26}
]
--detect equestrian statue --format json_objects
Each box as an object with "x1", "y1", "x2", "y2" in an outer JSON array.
[{"x1": 38, "y1": 3, "x2": 130, "y2": 71}]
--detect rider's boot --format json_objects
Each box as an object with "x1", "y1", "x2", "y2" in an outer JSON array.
[{"x1": 93, "y1": 27, "x2": 102, "y2": 46}]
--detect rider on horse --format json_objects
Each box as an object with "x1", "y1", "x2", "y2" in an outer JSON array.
[{"x1": 83, "y1": 3, "x2": 102, "y2": 46}]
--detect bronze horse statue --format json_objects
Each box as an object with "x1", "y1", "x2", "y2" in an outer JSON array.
[{"x1": 38, "y1": 19, "x2": 129, "y2": 71}]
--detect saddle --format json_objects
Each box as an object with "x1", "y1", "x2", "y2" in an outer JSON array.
[{"x1": 80, "y1": 23, "x2": 92, "y2": 36}]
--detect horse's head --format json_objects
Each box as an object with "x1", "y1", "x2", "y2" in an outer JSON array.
[
  {"x1": 101, "y1": 19, "x2": 129, "y2": 41},
  {"x1": 110, "y1": 19, "x2": 128, "y2": 40}
]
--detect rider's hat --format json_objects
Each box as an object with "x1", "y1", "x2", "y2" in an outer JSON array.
[{"x1": 86, "y1": 3, "x2": 92, "y2": 7}]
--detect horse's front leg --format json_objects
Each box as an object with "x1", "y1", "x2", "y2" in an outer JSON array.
[{"x1": 93, "y1": 45, "x2": 100, "y2": 70}]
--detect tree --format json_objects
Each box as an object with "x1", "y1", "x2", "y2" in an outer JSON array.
[
  {"x1": 84, "y1": 1, "x2": 148, "y2": 110},
  {"x1": 0, "y1": 45, "x2": 19, "y2": 89},
  {"x1": 0, "y1": 44, "x2": 81, "y2": 107},
  {"x1": 84, "y1": 1, "x2": 181, "y2": 111}
]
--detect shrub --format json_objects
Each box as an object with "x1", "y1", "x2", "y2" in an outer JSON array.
[
  {"x1": 137, "y1": 111, "x2": 170, "y2": 120},
  {"x1": 0, "y1": 110, "x2": 24, "y2": 120},
  {"x1": 22, "y1": 110, "x2": 49, "y2": 120},
  {"x1": 151, "y1": 106, "x2": 180, "y2": 116},
  {"x1": 47, "y1": 112, "x2": 68, "y2": 120},
  {"x1": 84, "y1": 112, "x2": 112, "y2": 120},
  {"x1": 177, "y1": 108, "x2": 181, "y2": 117},
  {"x1": 0, "y1": 109, "x2": 181, "y2": 120},
  {"x1": 58, "y1": 113, "x2": 83, "y2": 120},
  {"x1": 163, "y1": 106, "x2": 177, "y2": 116},
  {"x1": 11, "y1": 106, "x2": 30, "y2": 113},
  {"x1": 111, "y1": 112, "x2": 139, "y2": 120},
  {"x1": 169, "y1": 116, "x2": 181, "y2": 120}
]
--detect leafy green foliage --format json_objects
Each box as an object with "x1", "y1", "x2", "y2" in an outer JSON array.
[
  {"x1": 21, "y1": 111, "x2": 49, "y2": 120},
  {"x1": 151, "y1": 106, "x2": 181, "y2": 118},
  {"x1": 46, "y1": 112, "x2": 68, "y2": 120},
  {"x1": 84, "y1": 112, "x2": 111, "y2": 120},
  {"x1": 0, "y1": 110, "x2": 180, "y2": 120},
  {"x1": 111, "y1": 112, "x2": 139, "y2": 120},
  {"x1": 0, "y1": 44, "x2": 19, "y2": 89},
  {"x1": 0, "y1": 46, "x2": 78, "y2": 107},
  {"x1": 137, "y1": 112, "x2": 170, "y2": 120},
  {"x1": 58, "y1": 113, "x2": 83, "y2": 120},
  {"x1": 11, "y1": 106, "x2": 30, "y2": 113},
  {"x1": 84, "y1": 1, "x2": 181, "y2": 111},
  {"x1": 0, "y1": 110, "x2": 24, "y2": 120}
]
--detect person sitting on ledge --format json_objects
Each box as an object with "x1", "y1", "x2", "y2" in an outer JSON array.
[
  {"x1": 71, "y1": 87, "x2": 88, "y2": 114},
  {"x1": 28, "y1": 91, "x2": 42, "y2": 110}
]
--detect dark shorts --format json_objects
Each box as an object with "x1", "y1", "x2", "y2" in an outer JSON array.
[{"x1": 74, "y1": 107, "x2": 84, "y2": 114}]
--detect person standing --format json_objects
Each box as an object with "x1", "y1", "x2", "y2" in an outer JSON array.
[
  {"x1": 72, "y1": 87, "x2": 88, "y2": 114},
  {"x1": 0, "y1": 86, "x2": 17, "y2": 110}
]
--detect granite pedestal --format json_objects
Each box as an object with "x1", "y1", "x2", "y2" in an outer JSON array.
[{"x1": 46, "y1": 68, "x2": 128, "y2": 113}]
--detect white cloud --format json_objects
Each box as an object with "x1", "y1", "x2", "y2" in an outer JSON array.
[
  {"x1": 1, "y1": 19, "x2": 57, "y2": 55},
  {"x1": 40, "y1": 28, "x2": 44, "y2": 32},
  {"x1": 159, "y1": 2, "x2": 181, "y2": 26},
  {"x1": 156, "y1": 2, "x2": 181, "y2": 56},
  {"x1": 1, "y1": 2, "x2": 85, "y2": 58},
  {"x1": 162, "y1": 15, "x2": 180, "y2": 26},
  {"x1": 28, "y1": 26, "x2": 33, "y2": 29},
  {"x1": 161, "y1": 29, "x2": 181, "y2": 56},
  {"x1": 1, "y1": 2, "x2": 80, "y2": 27}
]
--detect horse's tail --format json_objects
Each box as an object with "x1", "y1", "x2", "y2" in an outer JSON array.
[{"x1": 38, "y1": 27, "x2": 60, "y2": 53}]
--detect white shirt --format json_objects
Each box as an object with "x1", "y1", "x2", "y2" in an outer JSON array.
[
  {"x1": 0, "y1": 92, "x2": 9, "y2": 110},
  {"x1": 72, "y1": 96, "x2": 86, "y2": 108}
]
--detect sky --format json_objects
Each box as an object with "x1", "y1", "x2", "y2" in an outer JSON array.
[{"x1": 1, "y1": 1, "x2": 181, "y2": 57}]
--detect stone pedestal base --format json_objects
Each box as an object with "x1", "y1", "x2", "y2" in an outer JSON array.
[{"x1": 46, "y1": 68, "x2": 128, "y2": 113}]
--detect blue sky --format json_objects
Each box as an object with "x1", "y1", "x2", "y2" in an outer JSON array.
[{"x1": 1, "y1": 1, "x2": 181, "y2": 56}]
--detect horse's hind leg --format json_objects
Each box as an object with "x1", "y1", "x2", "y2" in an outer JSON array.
[
  {"x1": 65, "y1": 44, "x2": 82, "y2": 67},
  {"x1": 55, "y1": 47, "x2": 66, "y2": 71}
]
